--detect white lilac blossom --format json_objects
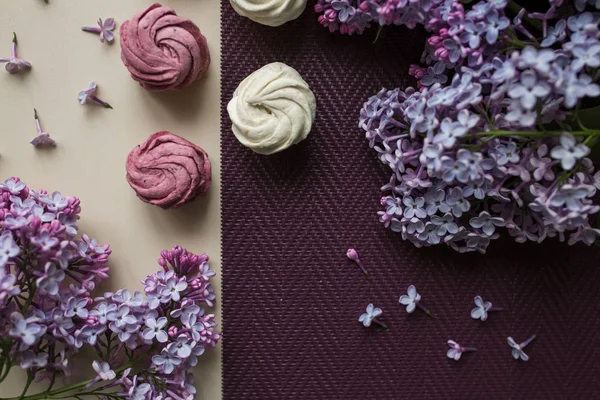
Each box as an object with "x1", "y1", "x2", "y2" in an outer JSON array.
[
  {"x1": 359, "y1": 303, "x2": 387, "y2": 328},
  {"x1": 0, "y1": 33, "x2": 31, "y2": 74},
  {"x1": 82, "y1": 18, "x2": 116, "y2": 43},
  {"x1": 355, "y1": 0, "x2": 600, "y2": 253},
  {"x1": 446, "y1": 340, "x2": 476, "y2": 361},
  {"x1": 0, "y1": 178, "x2": 219, "y2": 399},
  {"x1": 31, "y1": 109, "x2": 56, "y2": 147},
  {"x1": 507, "y1": 335, "x2": 536, "y2": 361},
  {"x1": 347, "y1": 248, "x2": 370, "y2": 278},
  {"x1": 78, "y1": 82, "x2": 113, "y2": 109},
  {"x1": 399, "y1": 285, "x2": 436, "y2": 318},
  {"x1": 470, "y1": 295, "x2": 502, "y2": 321}
]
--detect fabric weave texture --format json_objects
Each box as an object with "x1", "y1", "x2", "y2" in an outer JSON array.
[{"x1": 221, "y1": 5, "x2": 600, "y2": 399}]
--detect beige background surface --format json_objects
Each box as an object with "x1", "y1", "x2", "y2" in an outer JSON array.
[{"x1": 0, "y1": 0, "x2": 221, "y2": 398}]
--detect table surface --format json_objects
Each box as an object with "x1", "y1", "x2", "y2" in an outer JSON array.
[{"x1": 0, "y1": 1, "x2": 221, "y2": 399}]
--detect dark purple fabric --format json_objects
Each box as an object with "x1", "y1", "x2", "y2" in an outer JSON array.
[{"x1": 221, "y1": 5, "x2": 600, "y2": 399}]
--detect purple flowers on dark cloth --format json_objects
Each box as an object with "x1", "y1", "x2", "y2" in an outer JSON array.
[
  {"x1": 0, "y1": 178, "x2": 219, "y2": 399},
  {"x1": 351, "y1": 1, "x2": 600, "y2": 253}
]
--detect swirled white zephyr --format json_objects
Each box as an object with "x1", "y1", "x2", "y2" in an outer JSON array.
[
  {"x1": 229, "y1": 0, "x2": 308, "y2": 27},
  {"x1": 227, "y1": 62, "x2": 316, "y2": 155}
]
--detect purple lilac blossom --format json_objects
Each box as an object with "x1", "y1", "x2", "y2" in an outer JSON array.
[
  {"x1": 353, "y1": 1, "x2": 600, "y2": 253},
  {"x1": 0, "y1": 178, "x2": 219, "y2": 399}
]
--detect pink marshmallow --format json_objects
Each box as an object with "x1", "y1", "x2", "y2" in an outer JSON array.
[{"x1": 126, "y1": 131, "x2": 212, "y2": 209}]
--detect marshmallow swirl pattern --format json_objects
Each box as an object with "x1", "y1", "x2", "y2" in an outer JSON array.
[
  {"x1": 227, "y1": 62, "x2": 316, "y2": 155},
  {"x1": 126, "y1": 131, "x2": 212, "y2": 209},
  {"x1": 229, "y1": 0, "x2": 308, "y2": 27},
  {"x1": 120, "y1": 3, "x2": 210, "y2": 91}
]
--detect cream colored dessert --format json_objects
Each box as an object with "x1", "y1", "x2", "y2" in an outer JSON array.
[
  {"x1": 229, "y1": 0, "x2": 307, "y2": 27},
  {"x1": 227, "y1": 62, "x2": 316, "y2": 155}
]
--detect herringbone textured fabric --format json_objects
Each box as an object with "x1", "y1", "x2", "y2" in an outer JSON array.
[{"x1": 221, "y1": 5, "x2": 600, "y2": 399}]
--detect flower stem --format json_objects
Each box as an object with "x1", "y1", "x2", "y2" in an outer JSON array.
[
  {"x1": 521, "y1": 334, "x2": 536, "y2": 348},
  {"x1": 11, "y1": 33, "x2": 16, "y2": 59},
  {"x1": 90, "y1": 96, "x2": 113, "y2": 109},
  {"x1": 18, "y1": 372, "x2": 34, "y2": 400},
  {"x1": 417, "y1": 302, "x2": 437, "y2": 318},
  {"x1": 81, "y1": 27, "x2": 101, "y2": 34},
  {"x1": 373, "y1": 318, "x2": 388, "y2": 329},
  {"x1": 476, "y1": 129, "x2": 600, "y2": 138},
  {"x1": 506, "y1": 1, "x2": 543, "y2": 33}
]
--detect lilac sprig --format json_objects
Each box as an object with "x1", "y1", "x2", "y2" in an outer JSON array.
[
  {"x1": 357, "y1": 0, "x2": 600, "y2": 253},
  {"x1": 0, "y1": 178, "x2": 219, "y2": 400}
]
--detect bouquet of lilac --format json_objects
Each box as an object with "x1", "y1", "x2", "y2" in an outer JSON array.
[
  {"x1": 319, "y1": 1, "x2": 600, "y2": 253},
  {"x1": 0, "y1": 178, "x2": 219, "y2": 400}
]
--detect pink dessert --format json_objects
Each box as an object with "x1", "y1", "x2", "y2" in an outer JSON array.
[
  {"x1": 126, "y1": 131, "x2": 212, "y2": 209},
  {"x1": 120, "y1": 3, "x2": 210, "y2": 91}
]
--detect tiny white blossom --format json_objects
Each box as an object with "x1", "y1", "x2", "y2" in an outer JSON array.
[{"x1": 507, "y1": 335, "x2": 536, "y2": 361}]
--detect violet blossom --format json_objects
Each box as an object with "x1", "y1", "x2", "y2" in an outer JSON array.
[
  {"x1": 31, "y1": 109, "x2": 56, "y2": 147},
  {"x1": 0, "y1": 33, "x2": 31, "y2": 74},
  {"x1": 0, "y1": 178, "x2": 219, "y2": 399},
  {"x1": 82, "y1": 18, "x2": 116, "y2": 43},
  {"x1": 351, "y1": 0, "x2": 600, "y2": 253}
]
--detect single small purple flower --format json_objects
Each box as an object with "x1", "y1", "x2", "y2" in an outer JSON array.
[
  {"x1": 447, "y1": 340, "x2": 476, "y2": 361},
  {"x1": 494, "y1": 142, "x2": 520, "y2": 166},
  {"x1": 469, "y1": 211, "x2": 505, "y2": 236},
  {"x1": 168, "y1": 334, "x2": 193, "y2": 358},
  {"x1": 420, "y1": 62, "x2": 448, "y2": 87},
  {"x1": 507, "y1": 335, "x2": 536, "y2": 361},
  {"x1": 403, "y1": 196, "x2": 426, "y2": 219},
  {"x1": 30, "y1": 109, "x2": 56, "y2": 147},
  {"x1": 331, "y1": 1, "x2": 355, "y2": 23},
  {"x1": 161, "y1": 277, "x2": 188, "y2": 302},
  {"x1": 36, "y1": 262, "x2": 65, "y2": 295},
  {"x1": 143, "y1": 316, "x2": 169, "y2": 343},
  {"x1": 484, "y1": 10, "x2": 510, "y2": 45},
  {"x1": 550, "y1": 133, "x2": 589, "y2": 170},
  {"x1": 541, "y1": 19, "x2": 566, "y2": 47},
  {"x1": 508, "y1": 70, "x2": 551, "y2": 110},
  {"x1": 0, "y1": 33, "x2": 31, "y2": 74},
  {"x1": 346, "y1": 248, "x2": 370, "y2": 278},
  {"x1": 78, "y1": 82, "x2": 113, "y2": 109},
  {"x1": 92, "y1": 360, "x2": 116, "y2": 380},
  {"x1": 399, "y1": 285, "x2": 436, "y2": 318},
  {"x1": 431, "y1": 213, "x2": 458, "y2": 236},
  {"x1": 82, "y1": 18, "x2": 116, "y2": 43},
  {"x1": 20, "y1": 351, "x2": 48, "y2": 369},
  {"x1": 152, "y1": 349, "x2": 182, "y2": 374},
  {"x1": 359, "y1": 303, "x2": 387, "y2": 328},
  {"x1": 9, "y1": 312, "x2": 45, "y2": 350},
  {"x1": 471, "y1": 295, "x2": 503, "y2": 321},
  {"x1": 0, "y1": 232, "x2": 20, "y2": 267}
]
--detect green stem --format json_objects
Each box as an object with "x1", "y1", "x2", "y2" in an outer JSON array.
[
  {"x1": 476, "y1": 129, "x2": 600, "y2": 138},
  {"x1": 18, "y1": 373, "x2": 34, "y2": 400}
]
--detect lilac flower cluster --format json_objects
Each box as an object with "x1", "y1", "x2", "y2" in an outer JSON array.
[
  {"x1": 356, "y1": 1, "x2": 600, "y2": 252},
  {"x1": 0, "y1": 178, "x2": 219, "y2": 400}
]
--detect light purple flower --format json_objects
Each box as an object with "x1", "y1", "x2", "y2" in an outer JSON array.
[
  {"x1": 331, "y1": 1, "x2": 355, "y2": 23},
  {"x1": 507, "y1": 335, "x2": 536, "y2": 361},
  {"x1": 399, "y1": 285, "x2": 421, "y2": 313},
  {"x1": 82, "y1": 18, "x2": 116, "y2": 43},
  {"x1": 469, "y1": 211, "x2": 505, "y2": 236},
  {"x1": 358, "y1": 303, "x2": 385, "y2": 328},
  {"x1": 30, "y1": 109, "x2": 56, "y2": 147},
  {"x1": 550, "y1": 184, "x2": 592, "y2": 211},
  {"x1": 36, "y1": 262, "x2": 65, "y2": 295},
  {"x1": 494, "y1": 142, "x2": 520, "y2": 165},
  {"x1": 161, "y1": 277, "x2": 188, "y2": 302},
  {"x1": 508, "y1": 70, "x2": 551, "y2": 110},
  {"x1": 0, "y1": 33, "x2": 31, "y2": 74},
  {"x1": 64, "y1": 297, "x2": 89, "y2": 319},
  {"x1": 485, "y1": 10, "x2": 510, "y2": 44},
  {"x1": 9, "y1": 312, "x2": 45, "y2": 350},
  {"x1": 152, "y1": 349, "x2": 182, "y2": 374},
  {"x1": 78, "y1": 82, "x2": 113, "y2": 109},
  {"x1": 447, "y1": 340, "x2": 476, "y2": 361},
  {"x1": 550, "y1": 133, "x2": 589, "y2": 170},
  {"x1": 446, "y1": 187, "x2": 470, "y2": 217},
  {"x1": 143, "y1": 316, "x2": 169, "y2": 343},
  {"x1": 20, "y1": 351, "x2": 48, "y2": 369},
  {"x1": 168, "y1": 334, "x2": 193, "y2": 358},
  {"x1": 425, "y1": 189, "x2": 450, "y2": 215},
  {"x1": 431, "y1": 213, "x2": 458, "y2": 236},
  {"x1": 541, "y1": 19, "x2": 566, "y2": 47},
  {"x1": 571, "y1": 43, "x2": 600, "y2": 72},
  {"x1": 92, "y1": 360, "x2": 116, "y2": 381},
  {"x1": 403, "y1": 196, "x2": 426, "y2": 219},
  {"x1": 420, "y1": 62, "x2": 448, "y2": 87},
  {"x1": 0, "y1": 232, "x2": 20, "y2": 267}
]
